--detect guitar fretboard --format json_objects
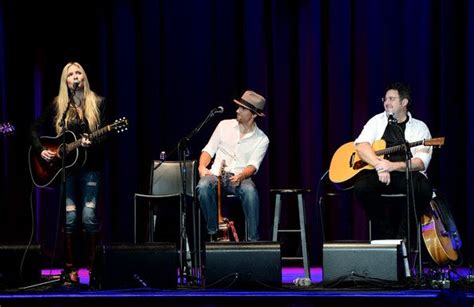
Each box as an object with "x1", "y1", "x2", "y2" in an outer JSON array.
[
  {"x1": 375, "y1": 140, "x2": 423, "y2": 156},
  {"x1": 65, "y1": 125, "x2": 112, "y2": 153}
]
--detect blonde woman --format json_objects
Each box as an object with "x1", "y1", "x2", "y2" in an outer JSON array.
[{"x1": 30, "y1": 62, "x2": 106, "y2": 285}]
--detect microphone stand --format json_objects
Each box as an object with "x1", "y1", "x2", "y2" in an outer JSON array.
[
  {"x1": 153, "y1": 109, "x2": 218, "y2": 171},
  {"x1": 25, "y1": 90, "x2": 74, "y2": 291},
  {"x1": 390, "y1": 117, "x2": 421, "y2": 279},
  {"x1": 56, "y1": 87, "x2": 76, "y2": 282},
  {"x1": 157, "y1": 108, "x2": 220, "y2": 286},
  {"x1": 58, "y1": 86, "x2": 78, "y2": 219}
]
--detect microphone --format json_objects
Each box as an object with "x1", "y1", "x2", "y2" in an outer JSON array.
[
  {"x1": 388, "y1": 112, "x2": 397, "y2": 124},
  {"x1": 211, "y1": 106, "x2": 224, "y2": 115},
  {"x1": 213, "y1": 106, "x2": 224, "y2": 114},
  {"x1": 70, "y1": 80, "x2": 80, "y2": 97}
]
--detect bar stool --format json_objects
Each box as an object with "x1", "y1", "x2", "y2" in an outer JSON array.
[
  {"x1": 271, "y1": 188, "x2": 311, "y2": 280},
  {"x1": 368, "y1": 193, "x2": 407, "y2": 241}
]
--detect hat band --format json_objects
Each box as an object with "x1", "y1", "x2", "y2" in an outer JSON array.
[{"x1": 236, "y1": 98, "x2": 262, "y2": 114}]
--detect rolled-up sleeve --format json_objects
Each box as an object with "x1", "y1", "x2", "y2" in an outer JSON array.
[
  {"x1": 202, "y1": 122, "x2": 222, "y2": 157},
  {"x1": 354, "y1": 114, "x2": 385, "y2": 145},
  {"x1": 409, "y1": 121, "x2": 432, "y2": 171},
  {"x1": 247, "y1": 135, "x2": 269, "y2": 173}
]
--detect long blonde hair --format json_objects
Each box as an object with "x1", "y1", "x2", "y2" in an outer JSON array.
[{"x1": 54, "y1": 62, "x2": 102, "y2": 134}]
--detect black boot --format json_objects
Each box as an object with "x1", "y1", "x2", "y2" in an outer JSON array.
[
  {"x1": 85, "y1": 231, "x2": 99, "y2": 288},
  {"x1": 63, "y1": 232, "x2": 80, "y2": 285}
]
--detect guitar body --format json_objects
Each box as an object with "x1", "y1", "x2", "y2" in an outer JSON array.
[
  {"x1": 28, "y1": 131, "x2": 85, "y2": 188},
  {"x1": 421, "y1": 194, "x2": 460, "y2": 265},
  {"x1": 329, "y1": 137, "x2": 444, "y2": 189},
  {"x1": 28, "y1": 117, "x2": 128, "y2": 188},
  {"x1": 329, "y1": 139, "x2": 386, "y2": 189}
]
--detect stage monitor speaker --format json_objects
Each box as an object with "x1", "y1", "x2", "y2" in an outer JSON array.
[
  {"x1": 204, "y1": 241, "x2": 281, "y2": 289},
  {"x1": 0, "y1": 244, "x2": 43, "y2": 289},
  {"x1": 93, "y1": 242, "x2": 177, "y2": 289},
  {"x1": 323, "y1": 242, "x2": 405, "y2": 282}
]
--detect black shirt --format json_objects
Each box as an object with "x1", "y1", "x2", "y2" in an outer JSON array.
[{"x1": 382, "y1": 115, "x2": 409, "y2": 162}]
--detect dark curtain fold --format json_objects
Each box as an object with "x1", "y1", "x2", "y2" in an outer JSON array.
[{"x1": 1, "y1": 0, "x2": 473, "y2": 265}]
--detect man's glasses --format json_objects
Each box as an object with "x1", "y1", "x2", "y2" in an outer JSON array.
[{"x1": 381, "y1": 96, "x2": 399, "y2": 102}]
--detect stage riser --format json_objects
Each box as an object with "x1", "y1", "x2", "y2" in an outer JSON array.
[
  {"x1": 204, "y1": 241, "x2": 281, "y2": 288},
  {"x1": 93, "y1": 242, "x2": 177, "y2": 289},
  {"x1": 0, "y1": 244, "x2": 43, "y2": 289},
  {"x1": 323, "y1": 242, "x2": 404, "y2": 281}
]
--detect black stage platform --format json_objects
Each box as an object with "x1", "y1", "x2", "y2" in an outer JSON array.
[{"x1": 1, "y1": 267, "x2": 473, "y2": 306}]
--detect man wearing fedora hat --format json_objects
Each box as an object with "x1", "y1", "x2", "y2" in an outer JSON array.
[{"x1": 197, "y1": 90, "x2": 269, "y2": 241}]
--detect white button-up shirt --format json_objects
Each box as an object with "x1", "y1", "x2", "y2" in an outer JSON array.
[
  {"x1": 354, "y1": 112, "x2": 432, "y2": 173},
  {"x1": 202, "y1": 119, "x2": 269, "y2": 176}
]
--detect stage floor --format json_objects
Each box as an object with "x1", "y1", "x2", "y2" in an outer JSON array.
[{"x1": 1, "y1": 267, "x2": 473, "y2": 306}]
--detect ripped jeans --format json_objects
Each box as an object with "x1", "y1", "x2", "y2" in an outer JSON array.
[{"x1": 65, "y1": 170, "x2": 101, "y2": 234}]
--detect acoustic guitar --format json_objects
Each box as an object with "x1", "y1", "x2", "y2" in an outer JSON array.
[
  {"x1": 421, "y1": 191, "x2": 462, "y2": 265},
  {"x1": 329, "y1": 137, "x2": 445, "y2": 189},
  {"x1": 217, "y1": 159, "x2": 227, "y2": 226},
  {"x1": 0, "y1": 122, "x2": 15, "y2": 135},
  {"x1": 28, "y1": 117, "x2": 128, "y2": 188},
  {"x1": 216, "y1": 159, "x2": 239, "y2": 242}
]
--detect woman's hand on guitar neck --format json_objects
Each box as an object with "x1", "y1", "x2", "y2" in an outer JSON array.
[{"x1": 80, "y1": 134, "x2": 92, "y2": 147}]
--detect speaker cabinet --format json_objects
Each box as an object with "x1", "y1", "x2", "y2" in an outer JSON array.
[
  {"x1": 0, "y1": 244, "x2": 43, "y2": 289},
  {"x1": 204, "y1": 241, "x2": 281, "y2": 288},
  {"x1": 93, "y1": 242, "x2": 177, "y2": 289},
  {"x1": 323, "y1": 242, "x2": 405, "y2": 282}
]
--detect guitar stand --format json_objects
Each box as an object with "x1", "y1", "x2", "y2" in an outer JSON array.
[{"x1": 217, "y1": 219, "x2": 240, "y2": 242}]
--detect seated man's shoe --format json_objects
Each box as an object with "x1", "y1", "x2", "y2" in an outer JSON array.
[{"x1": 209, "y1": 233, "x2": 217, "y2": 242}]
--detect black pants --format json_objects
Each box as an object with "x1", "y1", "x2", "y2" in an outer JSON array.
[{"x1": 354, "y1": 171, "x2": 432, "y2": 240}]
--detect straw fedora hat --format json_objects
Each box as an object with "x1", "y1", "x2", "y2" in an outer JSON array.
[{"x1": 233, "y1": 90, "x2": 266, "y2": 117}]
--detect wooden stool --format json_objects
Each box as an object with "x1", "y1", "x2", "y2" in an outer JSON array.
[{"x1": 369, "y1": 193, "x2": 407, "y2": 241}]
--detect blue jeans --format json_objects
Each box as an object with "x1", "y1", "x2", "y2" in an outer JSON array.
[
  {"x1": 197, "y1": 174, "x2": 260, "y2": 241},
  {"x1": 65, "y1": 170, "x2": 101, "y2": 234}
]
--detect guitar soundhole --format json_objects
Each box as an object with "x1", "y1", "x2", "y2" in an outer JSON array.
[
  {"x1": 353, "y1": 160, "x2": 366, "y2": 170},
  {"x1": 56, "y1": 145, "x2": 65, "y2": 158},
  {"x1": 349, "y1": 152, "x2": 355, "y2": 167}
]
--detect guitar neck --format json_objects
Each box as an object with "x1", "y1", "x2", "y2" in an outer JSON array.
[
  {"x1": 375, "y1": 140, "x2": 423, "y2": 156},
  {"x1": 65, "y1": 125, "x2": 111, "y2": 153}
]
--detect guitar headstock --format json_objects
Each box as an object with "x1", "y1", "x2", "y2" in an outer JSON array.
[
  {"x1": 219, "y1": 159, "x2": 226, "y2": 176},
  {"x1": 424, "y1": 137, "x2": 445, "y2": 148},
  {"x1": 110, "y1": 117, "x2": 129, "y2": 133},
  {"x1": 0, "y1": 122, "x2": 15, "y2": 136}
]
